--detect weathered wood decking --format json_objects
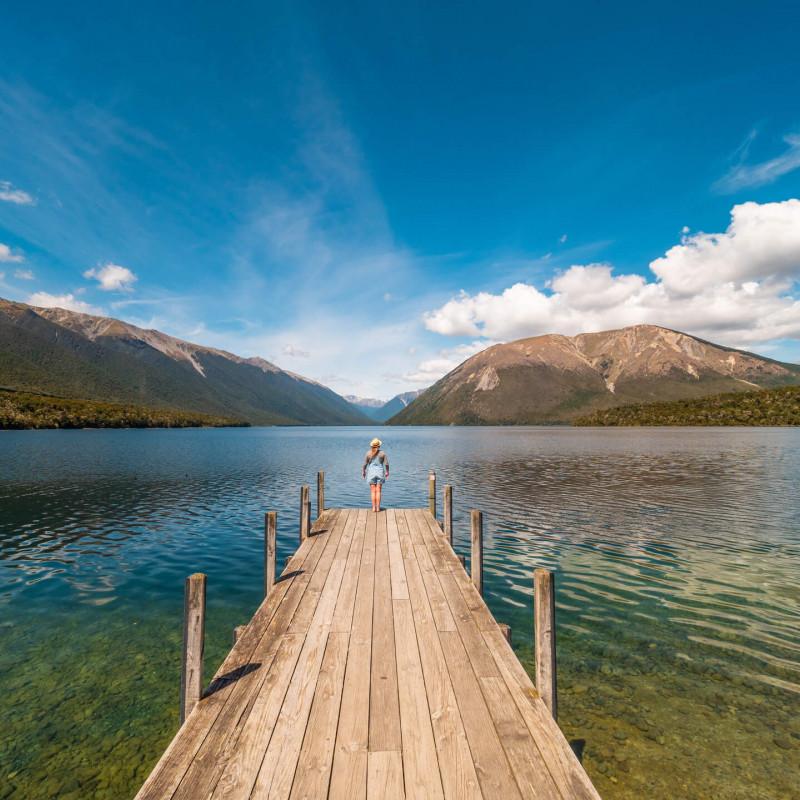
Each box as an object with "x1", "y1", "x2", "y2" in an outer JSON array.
[{"x1": 135, "y1": 508, "x2": 601, "y2": 799}]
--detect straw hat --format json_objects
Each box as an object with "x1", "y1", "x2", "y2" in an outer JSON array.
[{"x1": 370, "y1": 437, "x2": 382, "y2": 448}]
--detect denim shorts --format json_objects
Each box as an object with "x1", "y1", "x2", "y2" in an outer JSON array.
[{"x1": 368, "y1": 475, "x2": 385, "y2": 485}]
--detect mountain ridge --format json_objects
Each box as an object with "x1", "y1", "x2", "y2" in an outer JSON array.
[
  {"x1": 389, "y1": 325, "x2": 800, "y2": 425},
  {"x1": 0, "y1": 297, "x2": 370, "y2": 426}
]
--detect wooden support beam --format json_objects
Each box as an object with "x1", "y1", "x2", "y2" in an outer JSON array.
[
  {"x1": 300, "y1": 484, "x2": 310, "y2": 542},
  {"x1": 264, "y1": 511, "x2": 276, "y2": 598},
  {"x1": 317, "y1": 471, "x2": 325, "y2": 519},
  {"x1": 428, "y1": 470, "x2": 437, "y2": 519},
  {"x1": 180, "y1": 572, "x2": 206, "y2": 725},
  {"x1": 443, "y1": 484, "x2": 453, "y2": 544},
  {"x1": 534, "y1": 568, "x2": 558, "y2": 720},
  {"x1": 498, "y1": 623, "x2": 512, "y2": 645},
  {"x1": 470, "y1": 509, "x2": 483, "y2": 596},
  {"x1": 232, "y1": 625, "x2": 246, "y2": 645}
]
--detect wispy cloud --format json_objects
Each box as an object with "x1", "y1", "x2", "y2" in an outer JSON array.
[
  {"x1": 0, "y1": 180, "x2": 35, "y2": 205},
  {"x1": 714, "y1": 133, "x2": 800, "y2": 193},
  {"x1": 27, "y1": 291, "x2": 101, "y2": 314},
  {"x1": 14, "y1": 268, "x2": 34, "y2": 280},
  {"x1": 281, "y1": 343, "x2": 310, "y2": 358},
  {"x1": 0, "y1": 243, "x2": 24, "y2": 263}
]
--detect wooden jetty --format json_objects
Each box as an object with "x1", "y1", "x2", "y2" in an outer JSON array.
[{"x1": 135, "y1": 477, "x2": 601, "y2": 799}]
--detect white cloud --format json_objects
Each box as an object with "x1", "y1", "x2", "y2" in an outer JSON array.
[
  {"x1": 0, "y1": 243, "x2": 24, "y2": 263},
  {"x1": 715, "y1": 134, "x2": 800, "y2": 193},
  {"x1": 423, "y1": 199, "x2": 800, "y2": 351},
  {"x1": 559, "y1": 234, "x2": 568, "y2": 244},
  {"x1": 14, "y1": 268, "x2": 34, "y2": 280},
  {"x1": 403, "y1": 341, "x2": 490, "y2": 384},
  {"x1": 0, "y1": 180, "x2": 35, "y2": 205},
  {"x1": 28, "y1": 291, "x2": 101, "y2": 314},
  {"x1": 281, "y1": 343, "x2": 310, "y2": 358},
  {"x1": 83, "y1": 263, "x2": 137, "y2": 291}
]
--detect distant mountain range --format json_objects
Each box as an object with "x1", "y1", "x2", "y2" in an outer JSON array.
[
  {"x1": 0, "y1": 298, "x2": 371, "y2": 425},
  {"x1": 389, "y1": 325, "x2": 800, "y2": 425},
  {"x1": 345, "y1": 390, "x2": 426, "y2": 422}
]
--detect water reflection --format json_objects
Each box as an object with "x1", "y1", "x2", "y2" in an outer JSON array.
[{"x1": 1, "y1": 426, "x2": 799, "y2": 798}]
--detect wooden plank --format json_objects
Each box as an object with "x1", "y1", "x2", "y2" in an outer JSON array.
[
  {"x1": 289, "y1": 631, "x2": 350, "y2": 799},
  {"x1": 250, "y1": 510, "x2": 357, "y2": 799},
  {"x1": 482, "y1": 627, "x2": 601, "y2": 800},
  {"x1": 369, "y1": 510, "x2": 402, "y2": 752},
  {"x1": 331, "y1": 509, "x2": 367, "y2": 633},
  {"x1": 393, "y1": 598, "x2": 445, "y2": 800},
  {"x1": 329, "y1": 511, "x2": 375, "y2": 800},
  {"x1": 402, "y1": 511, "x2": 455, "y2": 632},
  {"x1": 438, "y1": 631, "x2": 523, "y2": 800},
  {"x1": 367, "y1": 751, "x2": 404, "y2": 800},
  {"x1": 172, "y1": 512, "x2": 351, "y2": 800},
  {"x1": 387, "y1": 509, "x2": 409, "y2": 600},
  {"x1": 134, "y1": 512, "x2": 338, "y2": 800},
  {"x1": 396, "y1": 514, "x2": 482, "y2": 800},
  {"x1": 181, "y1": 573, "x2": 207, "y2": 724},
  {"x1": 479, "y1": 676, "x2": 562, "y2": 800}
]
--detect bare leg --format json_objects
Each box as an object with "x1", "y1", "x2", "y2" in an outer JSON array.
[
  {"x1": 376, "y1": 482, "x2": 383, "y2": 512},
  {"x1": 370, "y1": 483, "x2": 378, "y2": 512}
]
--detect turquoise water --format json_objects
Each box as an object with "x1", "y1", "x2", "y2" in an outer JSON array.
[{"x1": 1, "y1": 426, "x2": 798, "y2": 799}]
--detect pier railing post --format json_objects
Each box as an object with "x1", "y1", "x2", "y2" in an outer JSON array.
[
  {"x1": 443, "y1": 484, "x2": 453, "y2": 544},
  {"x1": 428, "y1": 470, "x2": 437, "y2": 519},
  {"x1": 499, "y1": 623, "x2": 512, "y2": 645},
  {"x1": 180, "y1": 573, "x2": 206, "y2": 724},
  {"x1": 265, "y1": 511, "x2": 276, "y2": 597},
  {"x1": 534, "y1": 568, "x2": 558, "y2": 720},
  {"x1": 470, "y1": 510, "x2": 483, "y2": 595},
  {"x1": 317, "y1": 471, "x2": 325, "y2": 519},
  {"x1": 300, "y1": 484, "x2": 310, "y2": 542}
]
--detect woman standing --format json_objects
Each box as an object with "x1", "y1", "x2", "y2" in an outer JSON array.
[{"x1": 362, "y1": 437, "x2": 389, "y2": 512}]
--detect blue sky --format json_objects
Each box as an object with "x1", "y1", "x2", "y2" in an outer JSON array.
[{"x1": 2, "y1": 1, "x2": 800, "y2": 398}]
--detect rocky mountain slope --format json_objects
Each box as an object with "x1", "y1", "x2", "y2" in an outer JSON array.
[
  {"x1": 347, "y1": 390, "x2": 426, "y2": 422},
  {"x1": 0, "y1": 298, "x2": 370, "y2": 425},
  {"x1": 389, "y1": 325, "x2": 800, "y2": 425}
]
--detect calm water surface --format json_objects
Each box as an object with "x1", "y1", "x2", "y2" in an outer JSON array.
[{"x1": 1, "y1": 426, "x2": 799, "y2": 799}]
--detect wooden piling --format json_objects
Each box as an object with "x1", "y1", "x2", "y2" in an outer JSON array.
[
  {"x1": 233, "y1": 625, "x2": 246, "y2": 645},
  {"x1": 180, "y1": 573, "x2": 206, "y2": 725},
  {"x1": 443, "y1": 484, "x2": 453, "y2": 544},
  {"x1": 499, "y1": 622, "x2": 512, "y2": 645},
  {"x1": 458, "y1": 554, "x2": 466, "y2": 569},
  {"x1": 317, "y1": 471, "x2": 325, "y2": 519},
  {"x1": 428, "y1": 470, "x2": 437, "y2": 519},
  {"x1": 470, "y1": 509, "x2": 483, "y2": 595},
  {"x1": 264, "y1": 511, "x2": 276, "y2": 597},
  {"x1": 300, "y1": 484, "x2": 310, "y2": 542},
  {"x1": 534, "y1": 568, "x2": 558, "y2": 720}
]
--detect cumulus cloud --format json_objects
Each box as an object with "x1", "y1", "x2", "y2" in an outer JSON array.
[
  {"x1": 714, "y1": 134, "x2": 800, "y2": 193},
  {"x1": 14, "y1": 268, "x2": 34, "y2": 280},
  {"x1": 0, "y1": 180, "x2": 35, "y2": 205},
  {"x1": 404, "y1": 341, "x2": 490, "y2": 384},
  {"x1": 423, "y1": 199, "x2": 800, "y2": 350},
  {"x1": 0, "y1": 243, "x2": 24, "y2": 263},
  {"x1": 28, "y1": 291, "x2": 100, "y2": 314},
  {"x1": 83, "y1": 263, "x2": 137, "y2": 291}
]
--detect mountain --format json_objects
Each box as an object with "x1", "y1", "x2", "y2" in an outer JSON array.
[
  {"x1": 0, "y1": 298, "x2": 371, "y2": 426},
  {"x1": 388, "y1": 325, "x2": 800, "y2": 425},
  {"x1": 346, "y1": 390, "x2": 426, "y2": 422}
]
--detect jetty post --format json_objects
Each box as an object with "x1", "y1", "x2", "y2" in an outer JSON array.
[
  {"x1": 499, "y1": 622, "x2": 512, "y2": 645},
  {"x1": 443, "y1": 484, "x2": 453, "y2": 544},
  {"x1": 264, "y1": 511, "x2": 277, "y2": 597},
  {"x1": 470, "y1": 509, "x2": 483, "y2": 595},
  {"x1": 180, "y1": 572, "x2": 206, "y2": 724},
  {"x1": 534, "y1": 568, "x2": 558, "y2": 720},
  {"x1": 428, "y1": 470, "x2": 437, "y2": 519},
  {"x1": 300, "y1": 484, "x2": 310, "y2": 542},
  {"x1": 317, "y1": 471, "x2": 325, "y2": 519},
  {"x1": 232, "y1": 625, "x2": 246, "y2": 645}
]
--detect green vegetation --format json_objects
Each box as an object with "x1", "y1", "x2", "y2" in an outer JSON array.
[
  {"x1": 0, "y1": 389, "x2": 249, "y2": 429},
  {"x1": 574, "y1": 385, "x2": 800, "y2": 426}
]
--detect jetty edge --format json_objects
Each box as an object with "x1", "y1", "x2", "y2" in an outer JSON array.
[{"x1": 135, "y1": 471, "x2": 601, "y2": 799}]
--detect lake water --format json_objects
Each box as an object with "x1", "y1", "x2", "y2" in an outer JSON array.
[{"x1": 1, "y1": 426, "x2": 798, "y2": 799}]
